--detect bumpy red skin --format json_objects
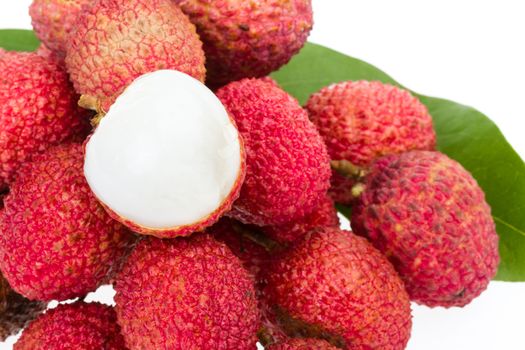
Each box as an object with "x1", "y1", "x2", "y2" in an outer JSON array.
[
  {"x1": 30, "y1": 0, "x2": 90, "y2": 56},
  {"x1": 0, "y1": 144, "x2": 133, "y2": 301},
  {"x1": 351, "y1": 151, "x2": 499, "y2": 307},
  {"x1": 0, "y1": 51, "x2": 90, "y2": 191},
  {"x1": 268, "y1": 338, "x2": 339, "y2": 350},
  {"x1": 217, "y1": 78, "x2": 331, "y2": 226},
  {"x1": 114, "y1": 234, "x2": 260, "y2": 350},
  {"x1": 65, "y1": 0, "x2": 206, "y2": 111},
  {"x1": 90, "y1": 126, "x2": 246, "y2": 239},
  {"x1": 263, "y1": 228, "x2": 412, "y2": 350},
  {"x1": 173, "y1": 0, "x2": 313, "y2": 88},
  {"x1": 305, "y1": 81, "x2": 436, "y2": 204},
  {"x1": 15, "y1": 302, "x2": 127, "y2": 350},
  {"x1": 262, "y1": 195, "x2": 340, "y2": 244}
]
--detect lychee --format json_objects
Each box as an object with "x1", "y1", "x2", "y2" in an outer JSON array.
[
  {"x1": 216, "y1": 78, "x2": 331, "y2": 226},
  {"x1": 29, "y1": 0, "x2": 90, "y2": 56},
  {"x1": 351, "y1": 151, "x2": 499, "y2": 307},
  {"x1": 114, "y1": 234, "x2": 260, "y2": 349},
  {"x1": 15, "y1": 302, "x2": 127, "y2": 350},
  {"x1": 65, "y1": 0, "x2": 206, "y2": 112},
  {"x1": 305, "y1": 81, "x2": 436, "y2": 204},
  {"x1": 84, "y1": 70, "x2": 245, "y2": 238},
  {"x1": 267, "y1": 338, "x2": 339, "y2": 350},
  {"x1": 173, "y1": 0, "x2": 313, "y2": 87},
  {"x1": 0, "y1": 143, "x2": 133, "y2": 301},
  {"x1": 0, "y1": 51, "x2": 89, "y2": 191},
  {"x1": 0, "y1": 274, "x2": 46, "y2": 341},
  {"x1": 263, "y1": 227, "x2": 412, "y2": 350},
  {"x1": 262, "y1": 195, "x2": 340, "y2": 244}
]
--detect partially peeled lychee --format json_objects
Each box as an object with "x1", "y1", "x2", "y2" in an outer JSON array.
[{"x1": 84, "y1": 70, "x2": 245, "y2": 238}]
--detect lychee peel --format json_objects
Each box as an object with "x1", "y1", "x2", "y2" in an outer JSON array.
[
  {"x1": 217, "y1": 78, "x2": 331, "y2": 226},
  {"x1": 173, "y1": 0, "x2": 313, "y2": 87},
  {"x1": 351, "y1": 151, "x2": 500, "y2": 307},
  {"x1": 0, "y1": 51, "x2": 89, "y2": 190},
  {"x1": 0, "y1": 275, "x2": 46, "y2": 341},
  {"x1": 267, "y1": 338, "x2": 339, "y2": 350},
  {"x1": 84, "y1": 70, "x2": 245, "y2": 238},
  {"x1": 305, "y1": 80, "x2": 436, "y2": 204},
  {"x1": 262, "y1": 195, "x2": 340, "y2": 244},
  {"x1": 15, "y1": 302, "x2": 127, "y2": 350},
  {"x1": 114, "y1": 234, "x2": 260, "y2": 349},
  {"x1": 263, "y1": 227, "x2": 412, "y2": 350},
  {"x1": 0, "y1": 143, "x2": 133, "y2": 301},
  {"x1": 29, "y1": 0, "x2": 90, "y2": 56},
  {"x1": 65, "y1": 0, "x2": 206, "y2": 112}
]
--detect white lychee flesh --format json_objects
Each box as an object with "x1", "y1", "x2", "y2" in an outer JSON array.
[{"x1": 84, "y1": 70, "x2": 244, "y2": 233}]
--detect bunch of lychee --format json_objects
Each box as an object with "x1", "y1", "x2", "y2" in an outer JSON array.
[{"x1": 0, "y1": 0, "x2": 499, "y2": 349}]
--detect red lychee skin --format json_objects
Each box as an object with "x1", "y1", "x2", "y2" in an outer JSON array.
[
  {"x1": 217, "y1": 78, "x2": 331, "y2": 226},
  {"x1": 173, "y1": 0, "x2": 313, "y2": 88},
  {"x1": 351, "y1": 151, "x2": 500, "y2": 307},
  {"x1": 65, "y1": 0, "x2": 206, "y2": 112},
  {"x1": 263, "y1": 227, "x2": 412, "y2": 350},
  {"x1": 15, "y1": 302, "x2": 127, "y2": 350},
  {"x1": 29, "y1": 0, "x2": 90, "y2": 56},
  {"x1": 114, "y1": 234, "x2": 260, "y2": 350},
  {"x1": 262, "y1": 195, "x2": 340, "y2": 244},
  {"x1": 267, "y1": 338, "x2": 339, "y2": 350},
  {"x1": 0, "y1": 51, "x2": 90, "y2": 191},
  {"x1": 209, "y1": 218, "x2": 273, "y2": 279},
  {"x1": 0, "y1": 143, "x2": 133, "y2": 301},
  {"x1": 89, "y1": 123, "x2": 247, "y2": 239},
  {"x1": 305, "y1": 81, "x2": 436, "y2": 204}
]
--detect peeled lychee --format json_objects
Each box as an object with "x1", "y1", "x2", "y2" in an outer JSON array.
[
  {"x1": 351, "y1": 151, "x2": 499, "y2": 307},
  {"x1": 173, "y1": 0, "x2": 313, "y2": 87},
  {"x1": 114, "y1": 234, "x2": 260, "y2": 349},
  {"x1": 217, "y1": 78, "x2": 331, "y2": 226},
  {"x1": 0, "y1": 51, "x2": 89, "y2": 191},
  {"x1": 305, "y1": 81, "x2": 436, "y2": 204},
  {"x1": 263, "y1": 227, "x2": 412, "y2": 350},
  {"x1": 29, "y1": 0, "x2": 90, "y2": 56},
  {"x1": 66, "y1": 0, "x2": 206, "y2": 112},
  {"x1": 84, "y1": 70, "x2": 245, "y2": 238},
  {"x1": 267, "y1": 338, "x2": 339, "y2": 350},
  {"x1": 15, "y1": 302, "x2": 126, "y2": 350},
  {"x1": 0, "y1": 274, "x2": 46, "y2": 341},
  {"x1": 262, "y1": 195, "x2": 340, "y2": 244},
  {"x1": 0, "y1": 143, "x2": 133, "y2": 301}
]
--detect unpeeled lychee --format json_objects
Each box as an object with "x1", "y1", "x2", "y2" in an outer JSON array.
[
  {"x1": 351, "y1": 151, "x2": 499, "y2": 307},
  {"x1": 0, "y1": 51, "x2": 89, "y2": 191},
  {"x1": 0, "y1": 143, "x2": 133, "y2": 301},
  {"x1": 66, "y1": 0, "x2": 206, "y2": 112},
  {"x1": 267, "y1": 338, "x2": 339, "y2": 350},
  {"x1": 263, "y1": 227, "x2": 412, "y2": 350},
  {"x1": 305, "y1": 81, "x2": 436, "y2": 204},
  {"x1": 29, "y1": 0, "x2": 90, "y2": 56},
  {"x1": 262, "y1": 195, "x2": 340, "y2": 244},
  {"x1": 114, "y1": 234, "x2": 260, "y2": 349},
  {"x1": 173, "y1": 0, "x2": 313, "y2": 87},
  {"x1": 15, "y1": 302, "x2": 127, "y2": 350},
  {"x1": 0, "y1": 274, "x2": 46, "y2": 341},
  {"x1": 217, "y1": 78, "x2": 331, "y2": 226}
]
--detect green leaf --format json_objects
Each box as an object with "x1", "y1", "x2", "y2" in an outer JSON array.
[
  {"x1": 273, "y1": 43, "x2": 525, "y2": 281},
  {"x1": 0, "y1": 29, "x2": 40, "y2": 52}
]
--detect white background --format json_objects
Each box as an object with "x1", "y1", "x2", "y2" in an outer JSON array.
[{"x1": 1, "y1": 1, "x2": 524, "y2": 349}]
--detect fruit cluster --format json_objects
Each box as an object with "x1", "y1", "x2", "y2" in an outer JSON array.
[{"x1": 0, "y1": 0, "x2": 499, "y2": 349}]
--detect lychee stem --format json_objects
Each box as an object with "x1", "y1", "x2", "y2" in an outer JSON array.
[
  {"x1": 330, "y1": 160, "x2": 367, "y2": 180},
  {"x1": 231, "y1": 222, "x2": 281, "y2": 253},
  {"x1": 78, "y1": 95, "x2": 106, "y2": 127}
]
